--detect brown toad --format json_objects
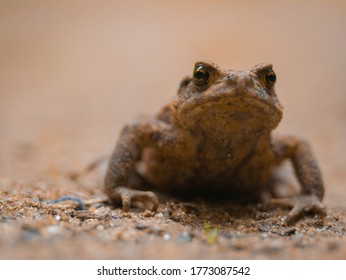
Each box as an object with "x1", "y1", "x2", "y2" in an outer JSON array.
[{"x1": 105, "y1": 61, "x2": 326, "y2": 224}]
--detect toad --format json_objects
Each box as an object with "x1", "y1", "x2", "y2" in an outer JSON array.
[{"x1": 105, "y1": 61, "x2": 326, "y2": 224}]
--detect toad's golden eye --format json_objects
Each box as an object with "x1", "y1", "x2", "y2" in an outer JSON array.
[
  {"x1": 264, "y1": 71, "x2": 276, "y2": 88},
  {"x1": 193, "y1": 64, "x2": 210, "y2": 86}
]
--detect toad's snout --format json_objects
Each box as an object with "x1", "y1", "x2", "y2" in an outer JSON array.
[{"x1": 225, "y1": 72, "x2": 255, "y2": 95}]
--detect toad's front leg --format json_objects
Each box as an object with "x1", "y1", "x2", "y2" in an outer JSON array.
[
  {"x1": 272, "y1": 135, "x2": 326, "y2": 224},
  {"x1": 105, "y1": 122, "x2": 160, "y2": 212}
]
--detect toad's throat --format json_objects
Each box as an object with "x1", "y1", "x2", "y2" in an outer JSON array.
[
  {"x1": 184, "y1": 106, "x2": 271, "y2": 148},
  {"x1": 231, "y1": 111, "x2": 253, "y2": 121}
]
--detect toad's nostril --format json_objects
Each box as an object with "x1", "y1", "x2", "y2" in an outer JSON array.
[{"x1": 226, "y1": 75, "x2": 231, "y2": 79}]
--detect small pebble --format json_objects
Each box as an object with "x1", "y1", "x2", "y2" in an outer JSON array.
[
  {"x1": 163, "y1": 233, "x2": 171, "y2": 241},
  {"x1": 291, "y1": 233, "x2": 304, "y2": 240},
  {"x1": 155, "y1": 212, "x2": 164, "y2": 218},
  {"x1": 177, "y1": 231, "x2": 193, "y2": 242},
  {"x1": 94, "y1": 207, "x2": 111, "y2": 220},
  {"x1": 33, "y1": 214, "x2": 41, "y2": 220},
  {"x1": 96, "y1": 225, "x2": 104, "y2": 231},
  {"x1": 151, "y1": 226, "x2": 164, "y2": 235},
  {"x1": 55, "y1": 215, "x2": 61, "y2": 221},
  {"x1": 46, "y1": 225, "x2": 62, "y2": 235},
  {"x1": 135, "y1": 224, "x2": 148, "y2": 230}
]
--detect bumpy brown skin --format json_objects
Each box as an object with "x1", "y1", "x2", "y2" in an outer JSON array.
[{"x1": 105, "y1": 61, "x2": 326, "y2": 224}]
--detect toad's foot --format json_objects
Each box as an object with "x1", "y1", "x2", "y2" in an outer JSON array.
[
  {"x1": 270, "y1": 194, "x2": 326, "y2": 225},
  {"x1": 109, "y1": 186, "x2": 159, "y2": 212}
]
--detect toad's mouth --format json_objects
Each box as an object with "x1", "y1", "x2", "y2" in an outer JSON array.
[{"x1": 175, "y1": 93, "x2": 282, "y2": 130}]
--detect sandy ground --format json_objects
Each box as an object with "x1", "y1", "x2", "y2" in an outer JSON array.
[{"x1": 1, "y1": 0, "x2": 346, "y2": 259}]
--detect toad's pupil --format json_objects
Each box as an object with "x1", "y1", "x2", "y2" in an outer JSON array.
[
  {"x1": 267, "y1": 73, "x2": 276, "y2": 83},
  {"x1": 195, "y1": 71, "x2": 207, "y2": 80},
  {"x1": 194, "y1": 66, "x2": 209, "y2": 81}
]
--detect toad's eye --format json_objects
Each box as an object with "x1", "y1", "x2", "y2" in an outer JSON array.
[
  {"x1": 264, "y1": 71, "x2": 276, "y2": 88},
  {"x1": 193, "y1": 64, "x2": 210, "y2": 86}
]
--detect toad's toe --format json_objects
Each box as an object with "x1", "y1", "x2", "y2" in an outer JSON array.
[
  {"x1": 110, "y1": 187, "x2": 159, "y2": 212},
  {"x1": 282, "y1": 194, "x2": 326, "y2": 225}
]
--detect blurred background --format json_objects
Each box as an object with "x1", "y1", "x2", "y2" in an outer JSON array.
[{"x1": 1, "y1": 0, "x2": 346, "y2": 207}]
